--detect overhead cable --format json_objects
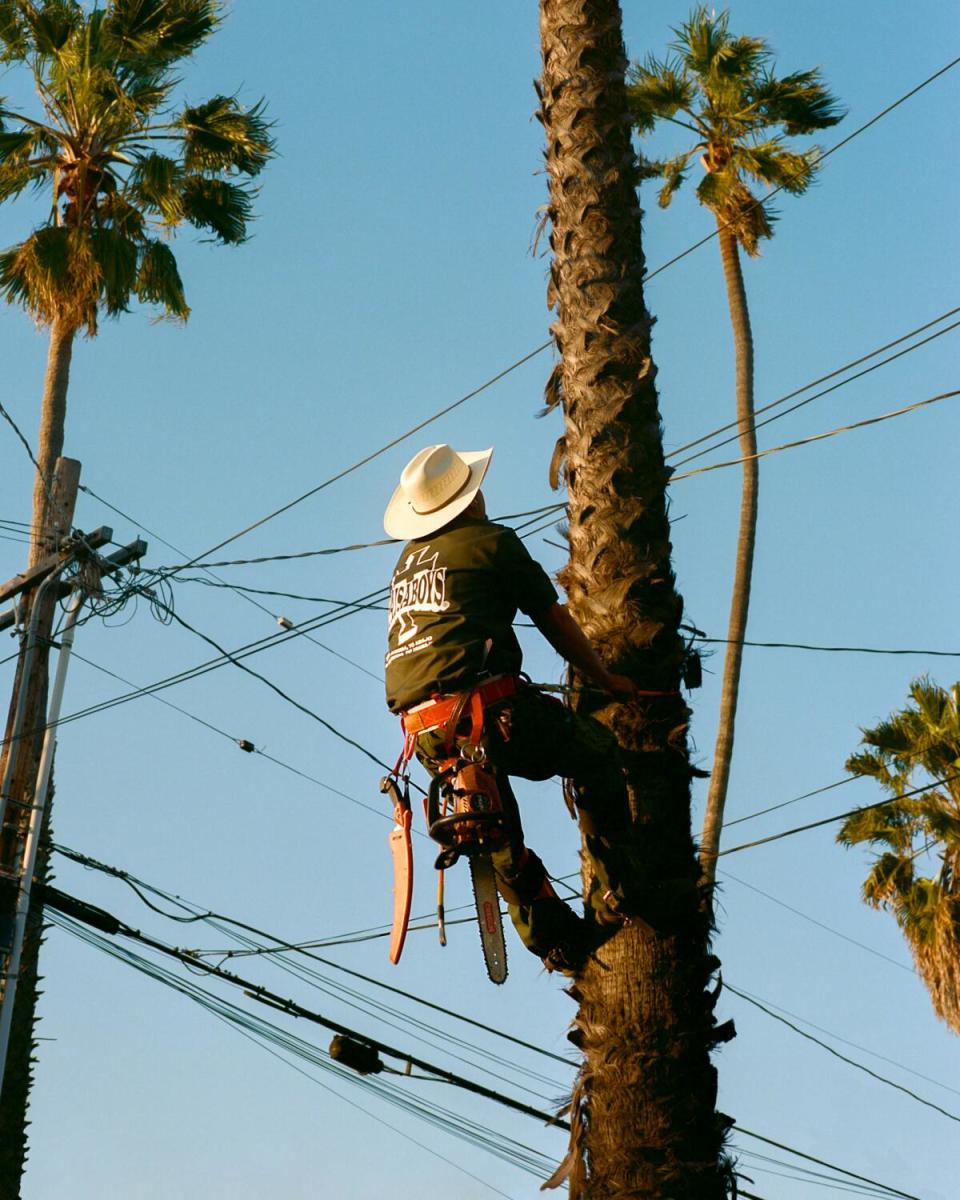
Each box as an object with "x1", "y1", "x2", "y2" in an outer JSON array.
[
  {"x1": 734, "y1": 1127, "x2": 921, "y2": 1200},
  {"x1": 696, "y1": 635, "x2": 960, "y2": 659},
  {"x1": 670, "y1": 389, "x2": 960, "y2": 482},
  {"x1": 52, "y1": 843, "x2": 570, "y2": 1067},
  {"x1": 42, "y1": 885, "x2": 571, "y2": 1131},
  {"x1": 47, "y1": 886, "x2": 923, "y2": 1200},
  {"x1": 719, "y1": 870, "x2": 912, "y2": 975},
  {"x1": 724, "y1": 976, "x2": 959, "y2": 1099},
  {"x1": 139, "y1": 59, "x2": 960, "y2": 577},
  {"x1": 667, "y1": 307, "x2": 960, "y2": 465},
  {"x1": 50, "y1": 911, "x2": 538, "y2": 1197},
  {"x1": 726, "y1": 983, "x2": 960, "y2": 1124},
  {"x1": 78, "y1": 483, "x2": 380, "y2": 683},
  {"x1": 641, "y1": 55, "x2": 960, "y2": 286},
  {"x1": 717, "y1": 771, "x2": 960, "y2": 857}
]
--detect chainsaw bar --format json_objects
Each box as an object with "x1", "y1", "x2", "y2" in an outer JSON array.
[{"x1": 469, "y1": 854, "x2": 507, "y2": 984}]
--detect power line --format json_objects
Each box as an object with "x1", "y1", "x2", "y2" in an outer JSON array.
[
  {"x1": 134, "y1": 58, "x2": 960, "y2": 581},
  {"x1": 52, "y1": 842, "x2": 572, "y2": 1069},
  {"x1": 734, "y1": 1126, "x2": 921, "y2": 1200},
  {"x1": 717, "y1": 771, "x2": 960, "y2": 857},
  {"x1": 65, "y1": 649, "x2": 398, "y2": 826},
  {"x1": 49, "y1": 911, "x2": 538, "y2": 1197},
  {"x1": 669, "y1": 310, "x2": 960, "y2": 467},
  {"x1": 170, "y1": 342, "x2": 553, "y2": 573},
  {"x1": 641, "y1": 55, "x2": 960, "y2": 286},
  {"x1": 0, "y1": 398, "x2": 50, "y2": 502},
  {"x1": 671, "y1": 389, "x2": 960, "y2": 482},
  {"x1": 726, "y1": 983, "x2": 960, "y2": 1124},
  {"x1": 719, "y1": 870, "x2": 912, "y2": 975},
  {"x1": 724, "y1": 976, "x2": 960, "y2": 1100},
  {"x1": 696, "y1": 635, "x2": 960, "y2": 658},
  {"x1": 78, "y1": 484, "x2": 383, "y2": 684},
  {"x1": 43, "y1": 885, "x2": 572, "y2": 1131},
  {"x1": 722, "y1": 775, "x2": 860, "y2": 828},
  {"x1": 46, "y1": 886, "x2": 926, "y2": 1200},
  {"x1": 170, "y1": 576, "x2": 389, "y2": 608}
]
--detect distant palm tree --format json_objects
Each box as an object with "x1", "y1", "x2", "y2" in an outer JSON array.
[
  {"x1": 0, "y1": 0, "x2": 274, "y2": 563},
  {"x1": 0, "y1": 3, "x2": 273, "y2": 1189},
  {"x1": 627, "y1": 8, "x2": 842, "y2": 890},
  {"x1": 839, "y1": 678, "x2": 960, "y2": 1034}
]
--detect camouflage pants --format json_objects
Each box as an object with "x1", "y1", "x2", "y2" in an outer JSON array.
[{"x1": 415, "y1": 685, "x2": 635, "y2": 960}]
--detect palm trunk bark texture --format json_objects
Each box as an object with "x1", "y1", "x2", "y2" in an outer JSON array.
[
  {"x1": 31, "y1": 319, "x2": 76, "y2": 566},
  {"x1": 699, "y1": 225, "x2": 758, "y2": 889},
  {"x1": 538, "y1": 2, "x2": 734, "y2": 1195},
  {"x1": 1, "y1": 318, "x2": 76, "y2": 1196}
]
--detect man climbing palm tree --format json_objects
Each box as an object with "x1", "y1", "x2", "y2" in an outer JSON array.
[{"x1": 383, "y1": 443, "x2": 646, "y2": 974}]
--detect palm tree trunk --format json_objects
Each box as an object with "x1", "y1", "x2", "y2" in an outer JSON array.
[
  {"x1": 538, "y1": 3, "x2": 734, "y2": 1195},
  {"x1": 0, "y1": 320, "x2": 75, "y2": 1197},
  {"x1": 699, "y1": 225, "x2": 757, "y2": 890},
  {"x1": 30, "y1": 317, "x2": 76, "y2": 566}
]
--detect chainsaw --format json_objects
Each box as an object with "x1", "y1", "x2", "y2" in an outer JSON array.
[{"x1": 381, "y1": 753, "x2": 510, "y2": 984}]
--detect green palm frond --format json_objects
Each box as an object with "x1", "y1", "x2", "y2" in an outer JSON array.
[
  {"x1": 629, "y1": 8, "x2": 842, "y2": 256},
  {"x1": 0, "y1": 162, "x2": 40, "y2": 201},
  {"x1": 656, "y1": 151, "x2": 692, "y2": 208},
  {"x1": 97, "y1": 191, "x2": 145, "y2": 239},
  {"x1": 716, "y1": 34, "x2": 767, "y2": 81},
  {"x1": 127, "y1": 151, "x2": 183, "y2": 222},
  {"x1": 752, "y1": 69, "x2": 845, "y2": 135},
  {"x1": 838, "y1": 800, "x2": 920, "y2": 852},
  {"x1": 841, "y1": 676, "x2": 960, "y2": 1031},
  {"x1": 627, "y1": 57, "x2": 696, "y2": 130},
  {"x1": 0, "y1": 0, "x2": 273, "y2": 330},
  {"x1": 697, "y1": 174, "x2": 773, "y2": 254},
  {"x1": 0, "y1": 225, "x2": 98, "y2": 328},
  {"x1": 736, "y1": 141, "x2": 817, "y2": 194},
  {"x1": 103, "y1": 0, "x2": 220, "y2": 67},
  {"x1": 21, "y1": 0, "x2": 82, "y2": 58},
  {"x1": 89, "y1": 225, "x2": 137, "y2": 315},
  {"x1": 0, "y1": 1, "x2": 29, "y2": 62},
  {"x1": 181, "y1": 174, "x2": 253, "y2": 242},
  {"x1": 845, "y1": 748, "x2": 907, "y2": 792},
  {"x1": 673, "y1": 7, "x2": 730, "y2": 77},
  {"x1": 135, "y1": 237, "x2": 188, "y2": 317},
  {"x1": 180, "y1": 95, "x2": 274, "y2": 177},
  {"x1": 862, "y1": 851, "x2": 916, "y2": 909}
]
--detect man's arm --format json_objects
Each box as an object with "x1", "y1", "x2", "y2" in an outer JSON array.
[{"x1": 532, "y1": 603, "x2": 636, "y2": 700}]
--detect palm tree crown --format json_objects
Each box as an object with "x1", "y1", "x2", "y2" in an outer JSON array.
[
  {"x1": 0, "y1": 0, "x2": 274, "y2": 332},
  {"x1": 627, "y1": 6, "x2": 843, "y2": 253},
  {"x1": 839, "y1": 678, "x2": 960, "y2": 1033}
]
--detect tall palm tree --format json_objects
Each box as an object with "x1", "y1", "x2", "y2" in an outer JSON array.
[
  {"x1": 839, "y1": 678, "x2": 960, "y2": 1034},
  {"x1": 0, "y1": 0, "x2": 273, "y2": 563},
  {"x1": 0, "y1": 2, "x2": 273, "y2": 1188},
  {"x1": 626, "y1": 8, "x2": 842, "y2": 890},
  {"x1": 538, "y1": 2, "x2": 733, "y2": 1194}
]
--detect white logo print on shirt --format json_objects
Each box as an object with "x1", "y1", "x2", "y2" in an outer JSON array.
[{"x1": 387, "y1": 546, "x2": 449, "y2": 656}]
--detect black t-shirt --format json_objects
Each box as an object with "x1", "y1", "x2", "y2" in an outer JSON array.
[{"x1": 384, "y1": 516, "x2": 558, "y2": 712}]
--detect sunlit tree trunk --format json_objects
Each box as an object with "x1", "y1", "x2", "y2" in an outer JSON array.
[
  {"x1": 700, "y1": 225, "x2": 757, "y2": 889},
  {"x1": 538, "y1": 2, "x2": 734, "y2": 1195},
  {"x1": 1, "y1": 320, "x2": 75, "y2": 1197},
  {"x1": 30, "y1": 318, "x2": 76, "y2": 565}
]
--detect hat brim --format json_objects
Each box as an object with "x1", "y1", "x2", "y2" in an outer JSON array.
[{"x1": 384, "y1": 448, "x2": 493, "y2": 540}]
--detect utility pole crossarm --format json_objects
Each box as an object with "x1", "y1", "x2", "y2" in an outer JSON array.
[
  {"x1": 0, "y1": 526, "x2": 114, "y2": 607},
  {"x1": 0, "y1": 536, "x2": 146, "y2": 633}
]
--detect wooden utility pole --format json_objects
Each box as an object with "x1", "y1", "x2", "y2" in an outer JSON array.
[{"x1": 0, "y1": 456, "x2": 80, "y2": 1196}]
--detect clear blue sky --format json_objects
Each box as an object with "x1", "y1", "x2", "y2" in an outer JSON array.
[{"x1": 1, "y1": 3, "x2": 958, "y2": 1197}]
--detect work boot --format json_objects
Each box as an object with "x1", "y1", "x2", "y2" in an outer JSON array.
[
  {"x1": 589, "y1": 873, "x2": 700, "y2": 931},
  {"x1": 541, "y1": 915, "x2": 598, "y2": 977}
]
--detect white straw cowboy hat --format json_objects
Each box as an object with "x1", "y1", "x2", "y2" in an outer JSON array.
[{"x1": 384, "y1": 444, "x2": 493, "y2": 539}]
